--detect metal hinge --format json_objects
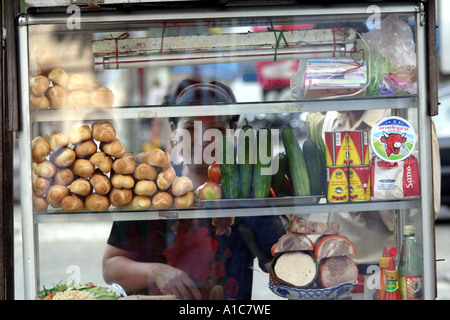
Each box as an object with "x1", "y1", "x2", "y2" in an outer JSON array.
[{"x1": 419, "y1": 2, "x2": 426, "y2": 27}]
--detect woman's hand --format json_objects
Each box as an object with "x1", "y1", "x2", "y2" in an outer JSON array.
[{"x1": 153, "y1": 264, "x2": 201, "y2": 300}]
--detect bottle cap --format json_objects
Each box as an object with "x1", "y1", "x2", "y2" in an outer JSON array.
[
  {"x1": 388, "y1": 246, "x2": 397, "y2": 258},
  {"x1": 403, "y1": 225, "x2": 416, "y2": 235}
]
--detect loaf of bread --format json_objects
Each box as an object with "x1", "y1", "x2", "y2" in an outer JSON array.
[
  {"x1": 33, "y1": 195, "x2": 48, "y2": 212},
  {"x1": 136, "y1": 149, "x2": 171, "y2": 168},
  {"x1": 173, "y1": 191, "x2": 194, "y2": 209},
  {"x1": 32, "y1": 136, "x2": 51, "y2": 163},
  {"x1": 68, "y1": 73, "x2": 99, "y2": 92},
  {"x1": 90, "y1": 87, "x2": 115, "y2": 108},
  {"x1": 100, "y1": 138, "x2": 126, "y2": 158},
  {"x1": 53, "y1": 168, "x2": 75, "y2": 186},
  {"x1": 92, "y1": 121, "x2": 116, "y2": 143},
  {"x1": 34, "y1": 160, "x2": 57, "y2": 178},
  {"x1": 45, "y1": 130, "x2": 69, "y2": 152},
  {"x1": 74, "y1": 139, "x2": 97, "y2": 159},
  {"x1": 33, "y1": 172, "x2": 50, "y2": 197},
  {"x1": 68, "y1": 125, "x2": 92, "y2": 145},
  {"x1": 50, "y1": 147, "x2": 76, "y2": 168},
  {"x1": 112, "y1": 152, "x2": 135, "y2": 174},
  {"x1": 67, "y1": 90, "x2": 91, "y2": 109},
  {"x1": 109, "y1": 188, "x2": 133, "y2": 207},
  {"x1": 85, "y1": 193, "x2": 110, "y2": 212},
  {"x1": 46, "y1": 85, "x2": 68, "y2": 109},
  {"x1": 30, "y1": 75, "x2": 50, "y2": 96},
  {"x1": 156, "y1": 166, "x2": 176, "y2": 190},
  {"x1": 72, "y1": 159, "x2": 95, "y2": 178},
  {"x1": 61, "y1": 194, "x2": 85, "y2": 212},
  {"x1": 152, "y1": 191, "x2": 173, "y2": 210},
  {"x1": 133, "y1": 163, "x2": 157, "y2": 181},
  {"x1": 89, "y1": 152, "x2": 113, "y2": 173},
  {"x1": 35, "y1": 48, "x2": 61, "y2": 75},
  {"x1": 48, "y1": 67, "x2": 70, "y2": 89},
  {"x1": 171, "y1": 176, "x2": 194, "y2": 197},
  {"x1": 90, "y1": 171, "x2": 111, "y2": 196},
  {"x1": 45, "y1": 184, "x2": 69, "y2": 208},
  {"x1": 70, "y1": 178, "x2": 92, "y2": 196},
  {"x1": 120, "y1": 195, "x2": 151, "y2": 211},
  {"x1": 30, "y1": 95, "x2": 51, "y2": 109},
  {"x1": 134, "y1": 180, "x2": 157, "y2": 197},
  {"x1": 110, "y1": 174, "x2": 135, "y2": 189}
]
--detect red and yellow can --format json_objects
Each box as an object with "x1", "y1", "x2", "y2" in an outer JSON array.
[
  {"x1": 347, "y1": 130, "x2": 369, "y2": 166},
  {"x1": 349, "y1": 165, "x2": 371, "y2": 202},
  {"x1": 326, "y1": 166, "x2": 349, "y2": 202},
  {"x1": 325, "y1": 131, "x2": 348, "y2": 167}
]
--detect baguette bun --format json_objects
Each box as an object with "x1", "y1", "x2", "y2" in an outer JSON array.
[
  {"x1": 50, "y1": 147, "x2": 76, "y2": 168},
  {"x1": 30, "y1": 75, "x2": 50, "y2": 96},
  {"x1": 89, "y1": 152, "x2": 113, "y2": 173},
  {"x1": 53, "y1": 168, "x2": 75, "y2": 186},
  {"x1": 110, "y1": 174, "x2": 135, "y2": 189},
  {"x1": 74, "y1": 139, "x2": 98, "y2": 159},
  {"x1": 68, "y1": 125, "x2": 92, "y2": 145},
  {"x1": 33, "y1": 172, "x2": 50, "y2": 197},
  {"x1": 45, "y1": 184, "x2": 69, "y2": 208},
  {"x1": 100, "y1": 138, "x2": 126, "y2": 158},
  {"x1": 90, "y1": 87, "x2": 115, "y2": 108},
  {"x1": 85, "y1": 193, "x2": 110, "y2": 212},
  {"x1": 133, "y1": 163, "x2": 157, "y2": 181},
  {"x1": 72, "y1": 159, "x2": 95, "y2": 178},
  {"x1": 46, "y1": 85, "x2": 68, "y2": 109},
  {"x1": 173, "y1": 191, "x2": 194, "y2": 209},
  {"x1": 30, "y1": 95, "x2": 51, "y2": 109},
  {"x1": 109, "y1": 188, "x2": 133, "y2": 207},
  {"x1": 33, "y1": 195, "x2": 48, "y2": 212},
  {"x1": 112, "y1": 152, "x2": 135, "y2": 174},
  {"x1": 120, "y1": 195, "x2": 151, "y2": 210},
  {"x1": 32, "y1": 136, "x2": 51, "y2": 163},
  {"x1": 90, "y1": 171, "x2": 112, "y2": 196},
  {"x1": 92, "y1": 121, "x2": 116, "y2": 143},
  {"x1": 34, "y1": 160, "x2": 57, "y2": 178},
  {"x1": 134, "y1": 180, "x2": 157, "y2": 197},
  {"x1": 45, "y1": 130, "x2": 69, "y2": 152},
  {"x1": 171, "y1": 176, "x2": 194, "y2": 197},
  {"x1": 156, "y1": 166, "x2": 176, "y2": 190},
  {"x1": 61, "y1": 194, "x2": 85, "y2": 212},
  {"x1": 35, "y1": 48, "x2": 60, "y2": 75},
  {"x1": 67, "y1": 89, "x2": 90, "y2": 109},
  {"x1": 152, "y1": 191, "x2": 173, "y2": 210},
  {"x1": 68, "y1": 73, "x2": 99, "y2": 91},
  {"x1": 70, "y1": 178, "x2": 92, "y2": 196},
  {"x1": 48, "y1": 67, "x2": 69, "y2": 89},
  {"x1": 136, "y1": 149, "x2": 171, "y2": 168}
]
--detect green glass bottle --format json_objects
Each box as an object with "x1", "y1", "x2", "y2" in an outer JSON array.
[{"x1": 398, "y1": 225, "x2": 423, "y2": 300}]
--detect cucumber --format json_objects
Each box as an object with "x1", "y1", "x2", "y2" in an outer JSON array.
[
  {"x1": 218, "y1": 137, "x2": 240, "y2": 199},
  {"x1": 237, "y1": 122, "x2": 254, "y2": 198},
  {"x1": 271, "y1": 152, "x2": 288, "y2": 195},
  {"x1": 281, "y1": 126, "x2": 310, "y2": 197},
  {"x1": 302, "y1": 139, "x2": 324, "y2": 195},
  {"x1": 252, "y1": 127, "x2": 272, "y2": 198}
]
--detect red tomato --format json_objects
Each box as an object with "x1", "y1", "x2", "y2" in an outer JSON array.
[
  {"x1": 197, "y1": 181, "x2": 222, "y2": 200},
  {"x1": 208, "y1": 163, "x2": 221, "y2": 183}
]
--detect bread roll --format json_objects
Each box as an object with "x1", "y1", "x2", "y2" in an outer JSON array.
[
  {"x1": 136, "y1": 149, "x2": 171, "y2": 168},
  {"x1": 112, "y1": 152, "x2": 135, "y2": 174},
  {"x1": 89, "y1": 152, "x2": 113, "y2": 173},
  {"x1": 92, "y1": 121, "x2": 116, "y2": 143},
  {"x1": 30, "y1": 75, "x2": 50, "y2": 96},
  {"x1": 70, "y1": 178, "x2": 92, "y2": 196},
  {"x1": 67, "y1": 90, "x2": 91, "y2": 109},
  {"x1": 110, "y1": 174, "x2": 135, "y2": 189},
  {"x1": 152, "y1": 191, "x2": 173, "y2": 210},
  {"x1": 173, "y1": 191, "x2": 194, "y2": 209},
  {"x1": 68, "y1": 125, "x2": 92, "y2": 145},
  {"x1": 33, "y1": 195, "x2": 48, "y2": 212},
  {"x1": 50, "y1": 147, "x2": 76, "y2": 168},
  {"x1": 33, "y1": 172, "x2": 50, "y2": 197},
  {"x1": 133, "y1": 163, "x2": 157, "y2": 181},
  {"x1": 90, "y1": 87, "x2": 115, "y2": 108},
  {"x1": 34, "y1": 160, "x2": 57, "y2": 178},
  {"x1": 61, "y1": 194, "x2": 85, "y2": 212},
  {"x1": 45, "y1": 130, "x2": 69, "y2": 152},
  {"x1": 134, "y1": 180, "x2": 157, "y2": 197},
  {"x1": 171, "y1": 176, "x2": 194, "y2": 197},
  {"x1": 100, "y1": 138, "x2": 126, "y2": 158},
  {"x1": 156, "y1": 166, "x2": 176, "y2": 190},
  {"x1": 68, "y1": 73, "x2": 99, "y2": 91},
  {"x1": 72, "y1": 159, "x2": 95, "y2": 178},
  {"x1": 46, "y1": 85, "x2": 68, "y2": 109},
  {"x1": 109, "y1": 188, "x2": 133, "y2": 207},
  {"x1": 48, "y1": 67, "x2": 69, "y2": 89},
  {"x1": 32, "y1": 136, "x2": 51, "y2": 163},
  {"x1": 45, "y1": 184, "x2": 69, "y2": 208},
  {"x1": 53, "y1": 168, "x2": 75, "y2": 186},
  {"x1": 120, "y1": 195, "x2": 151, "y2": 211},
  {"x1": 74, "y1": 139, "x2": 98, "y2": 159},
  {"x1": 35, "y1": 48, "x2": 61, "y2": 75},
  {"x1": 30, "y1": 95, "x2": 51, "y2": 109},
  {"x1": 85, "y1": 193, "x2": 110, "y2": 212},
  {"x1": 90, "y1": 171, "x2": 111, "y2": 196}
]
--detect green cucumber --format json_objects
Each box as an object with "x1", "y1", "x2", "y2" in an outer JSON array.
[
  {"x1": 238, "y1": 122, "x2": 254, "y2": 198},
  {"x1": 218, "y1": 137, "x2": 240, "y2": 199},
  {"x1": 252, "y1": 127, "x2": 272, "y2": 198},
  {"x1": 281, "y1": 126, "x2": 310, "y2": 197},
  {"x1": 271, "y1": 152, "x2": 288, "y2": 195},
  {"x1": 302, "y1": 139, "x2": 324, "y2": 195}
]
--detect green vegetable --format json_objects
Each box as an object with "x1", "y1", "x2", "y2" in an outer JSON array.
[
  {"x1": 271, "y1": 152, "x2": 288, "y2": 195},
  {"x1": 219, "y1": 137, "x2": 240, "y2": 199},
  {"x1": 252, "y1": 126, "x2": 272, "y2": 198},
  {"x1": 238, "y1": 120, "x2": 254, "y2": 198},
  {"x1": 303, "y1": 139, "x2": 325, "y2": 195},
  {"x1": 306, "y1": 112, "x2": 327, "y2": 193}
]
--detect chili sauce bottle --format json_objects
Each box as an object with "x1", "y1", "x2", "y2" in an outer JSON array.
[
  {"x1": 377, "y1": 247, "x2": 390, "y2": 300},
  {"x1": 384, "y1": 257, "x2": 401, "y2": 300}
]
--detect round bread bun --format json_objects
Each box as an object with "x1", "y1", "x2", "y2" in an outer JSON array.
[
  {"x1": 30, "y1": 95, "x2": 51, "y2": 109},
  {"x1": 46, "y1": 85, "x2": 68, "y2": 109},
  {"x1": 152, "y1": 191, "x2": 173, "y2": 210},
  {"x1": 49, "y1": 147, "x2": 76, "y2": 168},
  {"x1": 53, "y1": 168, "x2": 75, "y2": 186},
  {"x1": 32, "y1": 136, "x2": 51, "y2": 163},
  {"x1": 112, "y1": 152, "x2": 135, "y2": 174},
  {"x1": 90, "y1": 171, "x2": 112, "y2": 196},
  {"x1": 45, "y1": 130, "x2": 69, "y2": 152},
  {"x1": 100, "y1": 138, "x2": 126, "y2": 158},
  {"x1": 134, "y1": 180, "x2": 157, "y2": 197},
  {"x1": 67, "y1": 89, "x2": 91, "y2": 109},
  {"x1": 48, "y1": 68, "x2": 70, "y2": 89},
  {"x1": 69, "y1": 178, "x2": 92, "y2": 197},
  {"x1": 45, "y1": 185, "x2": 69, "y2": 208},
  {"x1": 90, "y1": 87, "x2": 115, "y2": 108},
  {"x1": 89, "y1": 152, "x2": 113, "y2": 173},
  {"x1": 30, "y1": 75, "x2": 50, "y2": 96},
  {"x1": 74, "y1": 139, "x2": 98, "y2": 159},
  {"x1": 120, "y1": 195, "x2": 151, "y2": 211},
  {"x1": 68, "y1": 73, "x2": 99, "y2": 91},
  {"x1": 72, "y1": 159, "x2": 95, "y2": 178},
  {"x1": 173, "y1": 191, "x2": 195, "y2": 209},
  {"x1": 33, "y1": 195, "x2": 49, "y2": 212},
  {"x1": 133, "y1": 163, "x2": 157, "y2": 181},
  {"x1": 68, "y1": 125, "x2": 92, "y2": 145},
  {"x1": 85, "y1": 193, "x2": 110, "y2": 212},
  {"x1": 110, "y1": 174, "x2": 135, "y2": 189},
  {"x1": 61, "y1": 194, "x2": 85, "y2": 212},
  {"x1": 35, "y1": 48, "x2": 61, "y2": 75},
  {"x1": 92, "y1": 121, "x2": 116, "y2": 143},
  {"x1": 109, "y1": 188, "x2": 133, "y2": 207},
  {"x1": 33, "y1": 160, "x2": 57, "y2": 179}
]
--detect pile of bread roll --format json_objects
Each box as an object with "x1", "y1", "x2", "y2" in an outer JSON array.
[
  {"x1": 32, "y1": 120, "x2": 195, "y2": 213},
  {"x1": 30, "y1": 49, "x2": 115, "y2": 110}
]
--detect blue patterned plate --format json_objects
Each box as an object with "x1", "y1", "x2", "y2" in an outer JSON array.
[{"x1": 268, "y1": 281, "x2": 357, "y2": 300}]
